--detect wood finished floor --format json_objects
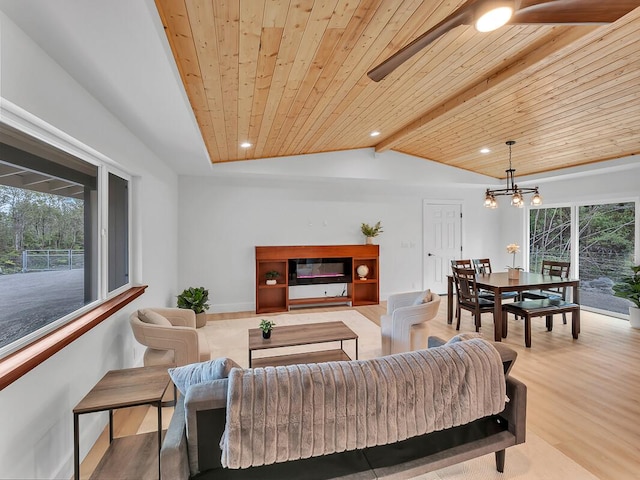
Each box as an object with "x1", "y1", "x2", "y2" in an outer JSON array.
[{"x1": 82, "y1": 301, "x2": 640, "y2": 480}]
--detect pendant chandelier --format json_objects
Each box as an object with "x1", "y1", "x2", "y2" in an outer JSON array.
[{"x1": 484, "y1": 140, "x2": 542, "y2": 209}]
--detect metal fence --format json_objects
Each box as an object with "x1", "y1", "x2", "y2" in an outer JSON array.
[{"x1": 21, "y1": 250, "x2": 84, "y2": 272}]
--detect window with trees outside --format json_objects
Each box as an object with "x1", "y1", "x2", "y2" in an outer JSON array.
[
  {"x1": 530, "y1": 202, "x2": 636, "y2": 317},
  {"x1": 0, "y1": 123, "x2": 130, "y2": 357}
]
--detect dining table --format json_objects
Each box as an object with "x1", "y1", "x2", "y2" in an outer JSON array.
[{"x1": 447, "y1": 271, "x2": 580, "y2": 342}]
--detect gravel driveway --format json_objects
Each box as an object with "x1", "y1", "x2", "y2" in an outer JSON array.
[{"x1": 0, "y1": 269, "x2": 84, "y2": 348}]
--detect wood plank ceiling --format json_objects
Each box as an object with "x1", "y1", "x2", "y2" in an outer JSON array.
[{"x1": 154, "y1": 0, "x2": 640, "y2": 179}]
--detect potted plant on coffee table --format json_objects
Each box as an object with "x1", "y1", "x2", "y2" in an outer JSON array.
[
  {"x1": 613, "y1": 264, "x2": 640, "y2": 329},
  {"x1": 259, "y1": 319, "x2": 276, "y2": 339},
  {"x1": 177, "y1": 286, "x2": 210, "y2": 328}
]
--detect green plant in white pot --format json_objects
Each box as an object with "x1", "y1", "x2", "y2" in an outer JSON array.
[
  {"x1": 361, "y1": 221, "x2": 383, "y2": 244},
  {"x1": 177, "y1": 286, "x2": 210, "y2": 328},
  {"x1": 265, "y1": 270, "x2": 280, "y2": 285},
  {"x1": 613, "y1": 265, "x2": 640, "y2": 328}
]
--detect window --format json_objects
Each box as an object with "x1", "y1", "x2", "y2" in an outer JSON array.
[
  {"x1": 108, "y1": 173, "x2": 129, "y2": 291},
  {"x1": 578, "y1": 203, "x2": 635, "y2": 315},
  {"x1": 0, "y1": 123, "x2": 131, "y2": 357},
  {"x1": 529, "y1": 201, "x2": 636, "y2": 317}
]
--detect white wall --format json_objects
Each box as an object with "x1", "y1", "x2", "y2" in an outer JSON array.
[
  {"x1": 178, "y1": 150, "x2": 640, "y2": 313},
  {"x1": 0, "y1": 12, "x2": 180, "y2": 479},
  {"x1": 178, "y1": 149, "x2": 503, "y2": 311}
]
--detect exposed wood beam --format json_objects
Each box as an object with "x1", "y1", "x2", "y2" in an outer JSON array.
[{"x1": 375, "y1": 26, "x2": 599, "y2": 153}]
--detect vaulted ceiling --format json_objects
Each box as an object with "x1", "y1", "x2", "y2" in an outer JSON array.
[{"x1": 154, "y1": 0, "x2": 640, "y2": 180}]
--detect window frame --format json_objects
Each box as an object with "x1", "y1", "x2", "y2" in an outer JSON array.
[{"x1": 0, "y1": 99, "x2": 134, "y2": 360}]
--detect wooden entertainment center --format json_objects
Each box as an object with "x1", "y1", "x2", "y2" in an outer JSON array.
[{"x1": 255, "y1": 245, "x2": 379, "y2": 314}]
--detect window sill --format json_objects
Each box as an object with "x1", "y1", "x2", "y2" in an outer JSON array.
[{"x1": 0, "y1": 285, "x2": 147, "y2": 390}]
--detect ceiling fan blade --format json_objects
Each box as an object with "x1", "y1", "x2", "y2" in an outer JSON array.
[
  {"x1": 512, "y1": 0, "x2": 640, "y2": 24},
  {"x1": 367, "y1": 1, "x2": 478, "y2": 82}
]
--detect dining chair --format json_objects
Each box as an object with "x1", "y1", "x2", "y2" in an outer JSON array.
[
  {"x1": 450, "y1": 260, "x2": 474, "y2": 321},
  {"x1": 472, "y1": 258, "x2": 519, "y2": 301},
  {"x1": 451, "y1": 267, "x2": 495, "y2": 332},
  {"x1": 451, "y1": 259, "x2": 473, "y2": 269},
  {"x1": 522, "y1": 260, "x2": 571, "y2": 324}
]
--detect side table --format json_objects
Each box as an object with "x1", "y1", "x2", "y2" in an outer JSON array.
[{"x1": 73, "y1": 365, "x2": 172, "y2": 480}]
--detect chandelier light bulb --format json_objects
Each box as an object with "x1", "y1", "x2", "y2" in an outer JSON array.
[
  {"x1": 511, "y1": 190, "x2": 524, "y2": 207},
  {"x1": 484, "y1": 191, "x2": 494, "y2": 208},
  {"x1": 531, "y1": 190, "x2": 543, "y2": 206}
]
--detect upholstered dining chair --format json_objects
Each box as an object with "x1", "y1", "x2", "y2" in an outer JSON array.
[
  {"x1": 452, "y1": 267, "x2": 495, "y2": 332},
  {"x1": 521, "y1": 260, "x2": 571, "y2": 323},
  {"x1": 380, "y1": 290, "x2": 441, "y2": 355},
  {"x1": 130, "y1": 307, "x2": 211, "y2": 367}
]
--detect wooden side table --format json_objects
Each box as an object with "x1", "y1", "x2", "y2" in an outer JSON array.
[{"x1": 73, "y1": 365, "x2": 171, "y2": 480}]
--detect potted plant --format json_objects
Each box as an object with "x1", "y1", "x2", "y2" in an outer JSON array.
[
  {"x1": 361, "y1": 221, "x2": 383, "y2": 244},
  {"x1": 177, "y1": 286, "x2": 210, "y2": 328},
  {"x1": 613, "y1": 264, "x2": 640, "y2": 329},
  {"x1": 259, "y1": 319, "x2": 276, "y2": 339},
  {"x1": 265, "y1": 270, "x2": 280, "y2": 285}
]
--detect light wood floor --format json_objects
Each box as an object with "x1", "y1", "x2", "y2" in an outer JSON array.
[{"x1": 82, "y1": 301, "x2": 640, "y2": 479}]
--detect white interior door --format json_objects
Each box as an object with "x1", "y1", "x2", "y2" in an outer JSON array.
[{"x1": 423, "y1": 202, "x2": 462, "y2": 294}]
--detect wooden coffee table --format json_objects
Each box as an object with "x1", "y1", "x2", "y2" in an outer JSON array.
[{"x1": 248, "y1": 321, "x2": 358, "y2": 367}]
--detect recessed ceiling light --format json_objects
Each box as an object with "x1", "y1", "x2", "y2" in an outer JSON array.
[
  {"x1": 370, "y1": 131, "x2": 381, "y2": 137},
  {"x1": 480, "y1": 148, "x2": 491, "y2": 154},
  {"x1": 240, "y1": 142, "x2": 252, "y2": 148}
]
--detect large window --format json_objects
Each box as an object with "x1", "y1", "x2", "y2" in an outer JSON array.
[
  {"x1": 529, "y1": 202, "x2": 636, "y2": 317},
  {"x1": 578, "y1": 203, "x2": 635, "y2": 314},
  {"x1": 0, "y1": 123, "x2": 130, "y2": 356}
]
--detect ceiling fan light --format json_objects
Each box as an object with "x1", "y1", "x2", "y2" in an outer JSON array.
[{"x1": 475, "y1": 3, "x2": 514, "y2": 33}]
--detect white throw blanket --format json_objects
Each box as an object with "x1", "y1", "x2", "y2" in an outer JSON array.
[{"x1": 220, "y1": 338, "x2": 505, "y2": 469}]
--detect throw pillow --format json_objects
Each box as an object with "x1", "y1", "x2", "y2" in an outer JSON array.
[
  {"x1": 169, "y1": 357, "x2": 240, "y2": 395},
  {"x1": 138, "y1": 309, "x2": 171, "y2": 326},
  {"x1": 413, "y1": 289, "x2": 433, "y2": 305}
]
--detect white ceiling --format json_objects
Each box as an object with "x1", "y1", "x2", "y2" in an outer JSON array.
[{"x1": 0, "y1": 0, "x2": 212, "y2": 175}]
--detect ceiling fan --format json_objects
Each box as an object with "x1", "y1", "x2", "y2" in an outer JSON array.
[{"x1": 367, "y1": 0, "x2": 640, "y2": 82}]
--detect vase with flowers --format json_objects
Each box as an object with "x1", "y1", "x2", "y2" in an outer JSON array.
[{"x1": 506, "y1": 243, "x2": 521, "y2": 279}]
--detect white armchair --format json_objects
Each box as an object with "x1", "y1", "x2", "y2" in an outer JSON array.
[
  {"x1": 130, "y1": 307, "x2": 211, "y2": 367},
  {"x1": 380, "y1": 290, "x2": 441, "y2": 355}
]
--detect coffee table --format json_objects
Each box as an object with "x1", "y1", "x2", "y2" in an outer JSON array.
[{"x1": 248, "y1": 321, "x2": 358, "y2": 367}]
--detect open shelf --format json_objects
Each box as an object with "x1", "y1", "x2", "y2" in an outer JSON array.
[
  {"x1": 256, "y1": 245, "x2": 379, "y2": 313},
  {"x1": 251, "y1": 349, "x2": 351, "y2": 368},
  {"x1": 289, "y1": 296, "x2": 352, "y2": 307}
]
